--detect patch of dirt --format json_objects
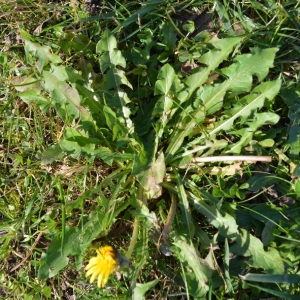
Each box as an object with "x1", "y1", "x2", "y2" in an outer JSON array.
[
  {"x1": 84, "y1": 0, "x2": 102, "y2": 15},
  {"x1": 173, "y1": 9, "x2": 218, "y2": 37}
]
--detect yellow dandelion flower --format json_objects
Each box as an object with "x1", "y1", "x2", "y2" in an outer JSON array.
[{"x1": 85, "y1": 245, "x2": 118, "y2": 288}]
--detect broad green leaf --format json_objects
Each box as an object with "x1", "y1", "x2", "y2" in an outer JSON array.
[
  {"x1": 191, "y1": 79, "x2": 281, "y2": 148},
  {"x1": 154, "y1": 64, "x2": 178, "y2": 95},
  {"x1": 75, "y1": 84, "x2": 103, "y2": 113},
  {"x1": 173, "y1": 239, "x2": 215, "y2": 297},
  {"x1": 53, "y1": 64, "x2": 85, "y2": 85},
  {"x1": 58, "y1": 140, "x2": 81, "y2": 159},
  {"x1": 132, "y1": 130, "x2": 157, "y2": 176},
  {"x1": 249, "y1": 203, "x2": 286, "y2": 223},
  {"x1": 153, "y1": 64, "x2": 183, "y2": 138},
  {"x1": 23, "y1": 39, "x2": 62, "y2": 73},
  {"x1": 99, "y1": 50, "x2": 126, "y2": 73},
  {"x1": 59, "y1": 128, "x2": 97, "y2": 158},
  {"x1": 94, "y1": 147, "x2": 133, "y2": 166},
  {"x1": 261, "y1": 221, "x2": 276, "y2": 246},
  {"x1": 132, "y1": 92, "x2": 157, "y2": 136},
  {"x1": 190, "y1": 192, "x2": 239, "y2": 239},
  {"x1": 95, "y1": 31, "x2": 134, "y2": 131},
  {"x1": 101, "y1": 176, "x2": 132, "y2": 229},
  {"x1": 39, "y1": 144, "x2": 65, "y2": 165},
  {"x1": 18, "y1": 89, "x2": 51, "y2": 112},
  {"x1": 39, "y1": 247, "x2": 69, "y2": 279},
  {"x1": 287, "y1": 113, "x2": 300, "y2": 159},
  {"x1": 222, "y1": 47, "x2": 278, "y2": 88},
  {"x1": 183, "y1": 20, "x2": 195, "y2": 33},
  {"x1": 8, "y1": 75, "x2": 41, "y2": 92},
  {"x1": 97, "y1": 29, "x2": 126, "y2": 72},
  {"x1": 167, "y1": 49, "x2": 279, "y2": 162},
  {"x1": 133, "y1": 280, "x2": 159, "y2": 300},
  {"x1": 294, "y1": 178, "x2": 300, "y2": 196},
  {"x1": 181, "y1": 139, "x2": 228, "y2": 158},
  {"x1": 153, "y1": 92, "x2": 173, "y2": 137},
  {"x1": 102, "y1": 68, "x2": 133, "y2": 129},
  {"x1": 43, "y1": 71, "x2": 80, "y2": 106},
  {"x1": 162, "y1": 183, "x2": 239, "y2": 238},
  {"x1": 228, "y1": 112, "x2": 280, "y2": 153},
  {"x1": 230, "y1": 229, "x2": 284, "y2": 273},
  {"x1": 96, "y1": 29, "x2": 117, "y2": 53},
  {"x1": 246, "y1": 174, "x2": 290, "y2": 197},
  {"x1": 198, "y1": 49, "x2": 279, "y2": 117},
  {"x1": 103, "y1": 105, "x2": 127, "y2": 140},
  {"x1": 132, "y1": 203, "x2": 160, "y2": 230},
  {"x1": 165, "y1": 109, "x2": 206, "y2": 164},
  {"x1": 165, "y1": 37, "x2": 242, "y2": 162},
  {"x1": 43, "y1": 71, "x2": 90, "y2": 123},
  {"x1": 103, "y1": 68, "x2": 133, "y2": 91},
  {"x1": 183, "y1": 37, "x2": 242, "y2": 100},
  {"x1": 162, "y1": 21, "x2": 177, "y2": 49},
  {"x1": 39, "y1": 210, "x2": 104, "y2": 279}
]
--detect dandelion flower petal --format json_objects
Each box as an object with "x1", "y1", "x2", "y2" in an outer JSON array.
[{"x1": 85, "y1": 245, "x2": 118, "y2": 288}]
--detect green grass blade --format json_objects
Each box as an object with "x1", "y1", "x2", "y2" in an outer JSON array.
[
  {"x1": 240, "y1": 273, "x2": 300, "y2": 283},
  {"x1": 56, "y1": 177, "x2": 65, "y2": 256},
  {"x1": 112, "y1": 0, "x2": 164, "y2": 33},
  {"x1": 214, "y1": 0, "x2": 235, "y2": 35},
  {"x1": 173, "y1": 169, "x2": 193, "y2": 240},
  {"x1": 245, "y1": 283, "x2": 300, "y2": 300},
  {"x1": 224, "y1": 239, "x2": 234, "y2": 295}
]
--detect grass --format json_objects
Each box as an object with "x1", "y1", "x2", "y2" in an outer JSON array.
[{"x1": 1, "y1": 0, "x2": 300, "y2": 299}]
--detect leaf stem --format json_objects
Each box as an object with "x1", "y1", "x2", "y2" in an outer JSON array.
[{"x1": 126, "y1": 184, "x2": 146, "y2": 258}]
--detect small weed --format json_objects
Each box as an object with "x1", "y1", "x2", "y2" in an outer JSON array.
[{"x1": 1, "y1": 0, "x2": 300, "y2": 299}]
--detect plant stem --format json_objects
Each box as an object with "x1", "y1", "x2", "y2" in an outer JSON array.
[
  {"x1": 126, "y1": 184, "x2": 146, "y2": 258},
  {"x1": 126, "y1": 217, "x2": 140, "y2": 258}
]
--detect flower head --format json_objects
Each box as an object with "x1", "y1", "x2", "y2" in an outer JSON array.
[{"x1": 85, "y1": 245, "x2": 118, "y2": 288}]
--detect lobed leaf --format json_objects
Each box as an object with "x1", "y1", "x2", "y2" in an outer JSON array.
[
  {"x1": 227, "y1": 112, "x2": 280, "y2": 153},
  {"x1": 43, "y1": 71, "x2": 90, "y2": 123},
  {"x1": 94, "y1": 147, "x2": 133, "y2": 166},
  {"x1": 153, "y1": 64, "x2": 183, "y2": 138},
  {"x1": 18, "y1": 89, "x2": 52, "y2": 112},
  {"x1": 165, "y1": 37, "x2": 242, "y2": 162},
  {"x1": 96, "y1": 29, "x2": 117, "y2": 53},
  {"x1": 23, "y1": 39, "x2": 62, "y2": 73},
  {"x1": 189, "y1": 79, "x2": 281, "y2": 149},
  {"x1": 173, "y1": 239, "x2": 215, "y2": 298},
  {"x1": 230, "y1": 228, "x2": 285, "y2": 274},
  {"x1": 133, "y1": 280, "x2": 159, "y2": 300},
  {"x1": 199, "y1": 49, "x2": 279, "y2": 116},
  {"x1": 39, "y1": 211, "x2": 104, "y2": 279},
  {"x1": 162, "y1": 182, "x2": 239, "y2": 239},
  {"x1": 99, "y1": 50, "x2": 126, "y2": 73}
]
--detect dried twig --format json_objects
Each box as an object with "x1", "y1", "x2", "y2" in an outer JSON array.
[
  {"x1": 8, "y1": 227, "x2": 47, "y2": 273},
  {"x1": 192, "y1": 155, "x2": 271, "y2": 163}
]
